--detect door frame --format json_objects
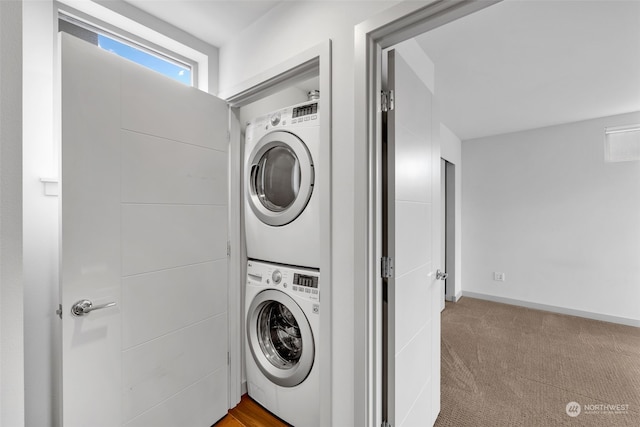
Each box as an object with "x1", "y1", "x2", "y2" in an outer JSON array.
[
  {"x1": 442, "y1": 158, "x2": 457, "y2": 303},
  {"x1": 221, "y1": 40, "x2": 332, "y2": 425},
  {"x1": 353, "y1": 2, "x2": 501, "y2": 426}
]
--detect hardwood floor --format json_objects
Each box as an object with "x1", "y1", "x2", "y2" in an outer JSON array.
[{"x1": 213, "y1": 394, "x2": 290, "y2": 427}]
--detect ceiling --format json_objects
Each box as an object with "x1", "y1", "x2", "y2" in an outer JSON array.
[
  {"x1": 120, "y1": 0, "x2": 640, "y2": 140},
  {"x1": 415, "y1": 0, "x2": 640, "y2": 140},
  {"x1": 124, "y1": 0, "x2": 282, "y2": 47}
]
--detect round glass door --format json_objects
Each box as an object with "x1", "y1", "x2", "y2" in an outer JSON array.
[
  {"x1": 247, "y1": 131, "x2": 314, "y2": 226},
  {"x1": 254, "y1": 145, "x2": 300, "y2": 213},
  {"x1": 247, "y1": 289, "x2": 315, "y2": 387},
  {"x1": 257, "y1": 301, "x2": 302, "y2": 369}
]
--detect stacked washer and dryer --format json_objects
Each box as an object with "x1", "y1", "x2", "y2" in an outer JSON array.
[{"x1": 243, "y1": 94, "x2": 321, "y2": 427}]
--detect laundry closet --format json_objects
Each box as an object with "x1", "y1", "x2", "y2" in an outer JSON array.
[
  {"x1": 55, "y1": 22, "x2": 331, "y2": 425},
  {"x1": 237, "y1": 81, "x2": 325, "y2": 427}
]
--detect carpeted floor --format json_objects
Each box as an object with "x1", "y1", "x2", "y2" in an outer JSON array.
[{"x1": 434, "y1": 297, "x2": 640, "y2": 427}]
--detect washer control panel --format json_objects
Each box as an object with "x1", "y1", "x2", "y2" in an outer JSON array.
[
  {"x1": 247, "y1": 259, "x2": 320, "y2": 302},
  {"x1": 269, "y1": 112, "x2": 281, "y2": 127},
  {"x1": 272, "y1": 270, "x2": 282, "y2": 284}
]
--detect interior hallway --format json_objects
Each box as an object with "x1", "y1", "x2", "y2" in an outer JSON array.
[{"x1": 435, "y1": 298, "x2": 640, "y2": 427}]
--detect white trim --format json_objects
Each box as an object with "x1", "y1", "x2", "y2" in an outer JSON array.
[
  {"x1": 444, "y1": 291, "x2": 462, "y2": 303},
  {"x1": 228, "y1": 107, "x2": 243, "y2": 410},
  {"x1": 219, "y1": 42, "x2": 322, "y2": 105},
  {"x1": 462, "y1": 291, "x2": 640, "y2": 328},
  {"x1": 57, "y1": 12, "x2": 195, "y2": 71},
  {"x1": 354, "y1": 2, "x2": 502, "y2": 426}
]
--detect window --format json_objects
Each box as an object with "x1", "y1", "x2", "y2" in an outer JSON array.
[{"x1": 59, "y1": 15, "x2": 192, "y2": 86}]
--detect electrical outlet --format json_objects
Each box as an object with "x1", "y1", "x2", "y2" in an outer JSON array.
[{"x1": 494, "y1": 272, "x2": 506, "y2": 282}]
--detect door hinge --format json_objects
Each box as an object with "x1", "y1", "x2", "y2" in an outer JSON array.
[
  {"x1": 227, "y1": 352, "x2": 230, "y2": 365},
  {"x1": 56, "y1": 304, "x2": 62, "y2": 319},
  {"x1": 381, "y1": 90, "x2": 395, "y2": 112},
  {"x1": 227, "y1": 240, "x2": 231, "y2": 257},
  {"x1": 382, "y1": 421, "x2": 393, "y2": 427},
  {"x1": 381, "y1": 256, "x2": 394, "y2": 279}
]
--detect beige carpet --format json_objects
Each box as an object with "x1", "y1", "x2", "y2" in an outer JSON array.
[{"x1": 434, "y1": 297, "x2": 640, "y2": 427}]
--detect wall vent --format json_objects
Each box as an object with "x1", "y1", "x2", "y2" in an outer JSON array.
[{"x1": 605, "y1": 125, "x2": 640, "y2": 163}]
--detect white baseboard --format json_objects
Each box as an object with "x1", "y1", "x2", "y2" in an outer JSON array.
[
  {"x1": 445, "y1": 291, "x2": 462, "y2": 302},
  {"x1": 461, "y1": 291, "x2": 640, "y2": 328}
]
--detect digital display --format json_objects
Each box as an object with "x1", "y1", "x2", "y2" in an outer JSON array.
[
  {"x1": 292, "y1": 103, "x2": 318, "y2": 118},
  {"x1": 294, "y1": 273, "x2": 318, "y2": 289}
]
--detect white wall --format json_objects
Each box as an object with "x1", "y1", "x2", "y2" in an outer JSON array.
[
  {"x1": 440, "y1": 124, "x2": 462, "y2": 301},
  {"x1": 462, "y1": 112, "x2": 640, "y2": 325},
  {"x1": 22, "y1": 2, "x2": 61, "y2": 426},
  {"x1": 1, "y1": 1, "x2": 25, "y2": 426},
  {"x1": 220, "y1": 2, "x2": 396, "y2": 425}
]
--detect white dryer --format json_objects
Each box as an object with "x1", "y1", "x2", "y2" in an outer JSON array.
[
  {"x1": 245, "y1": 259, "x2": 320, "y2": 427},
  {"x1": 244, "y1": 100, "x2": 320, "y2": 268}
]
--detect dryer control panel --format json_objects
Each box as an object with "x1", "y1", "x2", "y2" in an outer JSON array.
[
  {"x1": 246, "y1": 100, "x2": 320, "y2": 138},
  {"x1": 247, "y1": 259, "x2": 320, "y2": 302}
]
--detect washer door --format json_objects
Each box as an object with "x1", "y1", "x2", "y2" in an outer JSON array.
[
  {"x1": 247, "y1": 289, "x2": 315, "y2": 387},
  {"x1": 247, "y1": 131, "x2": 314, "y2": 226}
]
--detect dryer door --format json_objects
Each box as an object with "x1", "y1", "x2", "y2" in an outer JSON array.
[
  {"x1": 247, "y1": 131, "x2": 314, "y2": 226},
  {"x1": 247, "y1": 289, "x2": 314, "y2": 387}
]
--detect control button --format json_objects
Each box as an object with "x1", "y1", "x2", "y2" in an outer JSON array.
[
  {"x1": 272, "y1": 270, "x2": 282, "y2": 284},
  {"x1": 312, "y1": 304, "x2": 319, "y2": 314},
  {"x1": 311, "y1": 115, "x2": 317, "y2": 120},
  {"x1": 270, "y1": 112, "x2": 281, "y2": 126},
  {"x1": 312, "y1": 289, "x2": 318, "y2": 295},
  {"x1": 305, "y1": 288, "x2": 311, "y2": 293},
  {"x1": 293, "y1": 286, "x2": 298, "y2": 291},
  {"x1": 304, "y1": 116, "x2": 310, "y2": 121},
  {"x1": 292, "y1": 119, "x2": 297, "y2": 124}
]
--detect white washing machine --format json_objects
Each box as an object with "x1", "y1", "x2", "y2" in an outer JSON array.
[
  {"x1": 245, "y1": 259, "x2": 320, "y2": 427},
  {"x1": 244, "y1": 100, "x2": 320, "y2": 268}
]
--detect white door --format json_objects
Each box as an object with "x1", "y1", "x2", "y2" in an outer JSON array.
[
  {"x1": 384, "y1": 49, "x2": 441, "y2": 427},
  {"x1": 440, "y1": 158, "x2": 447, "y2": 311},
  {"x1": 60, "y1": 33, "x2": 229, "y2": 427}
]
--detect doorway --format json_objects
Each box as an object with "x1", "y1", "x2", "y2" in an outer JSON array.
[
  {"x1": 353, "y1": 2, "x2": 501, "y2": 426},
  {"x1": 441, "y1": 158, "x2": 456, "y2": 304},
  {"x1": 56, "y1": 31, "x2": 332, "y2": 426}
]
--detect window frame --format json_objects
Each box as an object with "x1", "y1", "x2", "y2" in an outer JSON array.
[{"x1": 57, "y1": 5, "x2": 200, "y2": 89}]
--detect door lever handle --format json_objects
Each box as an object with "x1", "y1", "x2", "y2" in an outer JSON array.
[
  {"x1": 71, "y1": 299, "x2": 116, "y2": 317},
  {"x1": 436, "y1": 269, "x2": 448, "y2": 281}
]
